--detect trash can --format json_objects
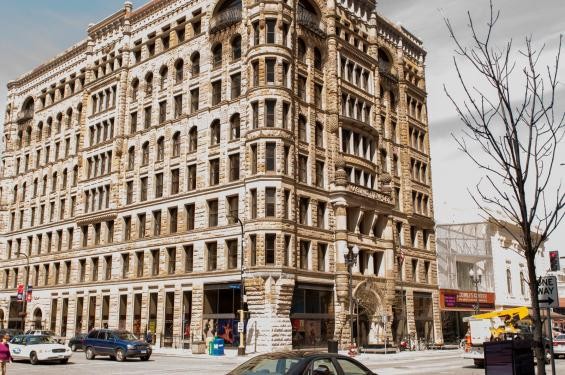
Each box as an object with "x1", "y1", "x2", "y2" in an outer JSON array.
[
  {"x1": 327, "y1": 340, "x2": 338, "y2": 353},
  {"x1": 210, "y1": 337, "x2": 225, "y2": 356}
]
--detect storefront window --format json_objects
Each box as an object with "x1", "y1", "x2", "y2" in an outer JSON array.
[
  {"x1": 413, "y1": 292, "x2": 434, "y2": 342},
  {"x1": 203, "y1": 283, "x2": 243, "y2": 347},
  {"x1": 290, "y1": 284, "x2": 334, "y2": 348}
]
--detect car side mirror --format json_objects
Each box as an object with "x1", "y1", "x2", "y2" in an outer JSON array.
[{"x1": 312, "y1": 367, "x2": 331, "y2": 375}]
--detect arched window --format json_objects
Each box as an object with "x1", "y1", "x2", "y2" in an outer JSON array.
[
  {"x1": 212, "y1": 43, "x2": 223, "y2": 69},
  {"x1": 66, "y1": 108, "x2": 73, "y2": 128},
  {"x1": 159, "y1": 65, "x2": 168, "y2": 89},
  {"x1": 73, "y1": 165, "x2": 78, "y2": 186},
  {"x1": 230, "y1": 113, "x2": 240, "y2": 140},
  {"x1": 313, "y1": 47, "x2": 323, "y2": 70},
  {"x1": 174, "y1": 59, "x2": 184, "y2": 84},
  {"x1": 145, "y1": 72, "x2": 154, "y2": 95},
  {"x1": 156, "y1": 136, "x2": 165, "y2": 161},
  {"x1": 297, "y1": 39, "x2": 307, "y2": 63},
  {"x1": 378, "y1": 48, "x2": 392, "y2": 73},
  {"x1": 25, "y1": 126, "x2": 32, "y2": 146},
  {"x1": 62, "y1": 169, "x2": 68, "y2": 189},
  {"x1": 315, "y1": 122, "x2": 324, "y2": 148},
  {"x1": 191, "y1": 52, "x2": 200, "y2": 76},
  {"x1": 131, "y1": 78, "x2": 139, "y2": 101},
  {"x1": 172, "y1": 132, "x2": 181, "y2": 157},
  {"x1": 520, "y1": 271, "x2": 526, "y2": 295},
  {"x1": 231, "y1": 35, "x2": 241, "y2": 61},
  {"x1": 189, "y1": 126, "x2": 198, "y2": 152},
  {"x1": 56, "y1": 113, "x2": 63, "y2": 133},
  {"x1": 298, "y1": 115, "x2": 307, "y2": 142},
  {"x1": 210, "y1": 120, "x2": 221, "y2": 146},
  {"x1": 37, "y1": 121, "x2": 43, "y2": 141},
  {"x1": 33, "y1": 178, "x2": 38, "y2": 197},
  {"x1": 142, "y1": 142, "x2": 150, "y2": 166},
  {"x1": 52, "y1": 172, "x2": 58, "y2": 191},
  {"x1": 12, "y1": 186, "x2": 18, "y2": 203},
  {"x1": 21, "y1": 182, "x2": 26, "y2": 201},
  {"x1": 506, "y1": 269, "x2": 512, "y2": 294},
  {"x1": 77, "y1": 103, "x2": 83, "y2": 122},
  {"x1": 127, "y1": 147, "x2": 135, "y2": 171}
]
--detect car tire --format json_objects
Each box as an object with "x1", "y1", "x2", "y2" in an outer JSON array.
[
  {"x1": 60, "y1": 358, "x2": 69, "y2": 364},
  {"x1": 140, "y1": 355, "x2": 150, "y2": 361},
  {"x1": 115, "y1": 349, "x2": 126, "y2": 362},
  {"x1": 71, "y1": 344, "x2": 77, "y2": 352},
  {"x1": 30, "y1": 352, "x2": 39, "y2": 365},
  {"x1": 85, "y1": 347, "x2": 95, "y2": 360},
  {"x1": 473, "y1": 359, "x2": 484, "y2": 368}
]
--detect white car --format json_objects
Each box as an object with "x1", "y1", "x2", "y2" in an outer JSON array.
[
  {"x1": 10, "y1": 335, "x2": 72, "y2": 365},
  {"x1": 554, "y1": 334, "x2": 565, "y2": 357}
]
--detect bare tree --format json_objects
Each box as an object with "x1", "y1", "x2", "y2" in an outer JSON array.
[{"x1": 443, "y1": 1, "x2": 564, "y2": 373}]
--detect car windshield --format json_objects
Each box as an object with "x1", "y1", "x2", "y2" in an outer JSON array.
[
  {"x1": 231, "y1": 357, "x2": 302, "y2": 375},
  {"x1": 28, "y1": 336, "x2": 57, "y2": 345},
  {"x1": 115, "y1": 331, "x2": 138, "y2": 341}
]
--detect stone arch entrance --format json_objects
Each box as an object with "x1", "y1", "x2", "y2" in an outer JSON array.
[
  {"x1": 353, "y1": 280, "x2": 388, "y2": 346},
  {"x1": 32, "y1": 308, "x2": 43, "y2": 329}
]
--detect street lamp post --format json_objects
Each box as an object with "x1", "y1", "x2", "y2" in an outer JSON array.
[
  {"x1": 469, "y1": 268, "x2": 483, "y2": 315},
  {"x1": 229, "y1": 215, "x2": 246, "y2": 356},
  {"x1": 16, "y1": 249, "x2": 30, "y2": 331},
  {"x1": 344, "y1": 245, "x2": 360, "y2": 347}
]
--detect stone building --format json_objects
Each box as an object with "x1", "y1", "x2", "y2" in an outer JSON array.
[{"x1": 0, "y1": 0, "x2": 441, "y2": 351}]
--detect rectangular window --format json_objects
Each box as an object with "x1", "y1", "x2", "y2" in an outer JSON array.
[
  {"x1": 190, "y1": 88, "x2": 199, "y2": 111},
  {"x1": 265, "y1": 234, "x2": 276, "y2": 265},
  {"x1": 300, "y1": 240, "x2": 310, "y2": 270},
  {"x1": 169, "y1": 207, "x2": 178, "y2": 233},
  {"x1": 187, "y1": 165, "x2": 196, "y2": 190},
  {"x1": 282, "y1": 62, "x2": 289, "y2": 88},
  {"x1": 317, "y1": 201, "x2": 326, "y2": 229},
  {"x1": 266, "y1": 20, "x2": 276, "y2": 43},
  {"x1": 106, "y1": 221, "x2": 113, "y2": 243},
  {"x1": 314, "y1": 83, "x2": 323, "y2": 108},
  {"x1": 126, "y1": 181, "x2": 134, "y2": 204},
  {"x1": 252, "y1": 61, "x2": 259, "y2": 86},
  {"x1": 266, "y1": 59, "x2": 276, "y2": 84},
  {"x1": 208, "y1": 199, "x2": 218, "y2": 227},
  {"x1": 184, "y1": 245, "x2": 193, "y2": 272},
  {"x1": 151, "y1": 249, "x2": 160, "y2": 276},
  {"x1": 91, "y1": 257, "x2": 99, "y2": 282},
  {"x1": 250, "y1": 234, "x2": 257, "y2": 266},
  {"x1": 124, "y1": 216, "x2": 132, "y2": 240},
  {"x1": 79, "y1": 259, "x2": 86, "y2": 282},
  {"x1": 138, "y1": 213, "x2": 146, "y2": 238},
  {"x1": 171, "y1": 169, "x2": 180, "y2": 194},
  {"x1": 122, "y1": 253, "x2": 130, "y2": 279},
  {"x1": 104, "y1": 255, "x2": 112, "y2": 280},
  {"x1": 284, "y1": 189, "x2": 290, "y2": 219},
  {"x1": 159, "y1": 101, "x2": 167, "y2": 123},
  {"x1": 265, "y1": 187, "x2": 276, "y2": 217},
  {"x1": 265, "y1": 100, "x2": 276, "y2": 127},
  {"x1": 167, "y1": 247, "x2": 176, "y2": 274},
  {"x1": 317, "y1": 243, "x2": 327, "y2": 272},
  {"x1": 185, "y1": 203, "x2": 195, "y2": 230},
  {"x1": 155, "y1": 173, "x2": 164, "y2": 198},
  {"x1": 298, "y1": 155, "x2": 308, "y2": 183},
  {"x1": 229, "y1": 153, "x2": 240, "y2": 181},
  {"x1": 136, "y1": 251, "x2": 144, "y2": 277},
  {"x1": 144, "y1": 106, "x2": 152, "y2": 129},
  {"x1": 299, "y1": 197, "x2": 309, "y2": 225},
  {"x1": 250, "y1": 189, "x2": 257, "y2": 219},
  {"x1": 316, "y1": 161, "x2": 325, "y2": 188},
  {"x1": 298, "y1": 75, "x2": 307, "y2": 100},
  {"x1": 251, "y1": 102, "x2": 259, "y2": 128},
  {"x1": 226, "y1": 240, "x2": 238, "y2": 269},
  {"x1": 251, "y1": 144, "x2": 258, "y2": 174},
  {"x1": 153, "y1": 210, "x2": 162, "y2": 236},
  {"x1": 231, "y1": 73, "x2": 241, "y2": 99},
  {"x1": 227, "y1": 195, "x2": 239, "y2": 224},
  {"x1": 207, "y1": 242, "x2": 217, "y2": 271},
  {"x1": 266, "y1": 142, "x2": 276, "y2": 171},
  {"x1": 174, "y1": 94, "x2": 183, "y2": 118},
  {"x1": 140, "y1": 177, "x2": 148, "y2": 201},
  {"x1": 211, "y1": 80, "x2": 222, "y2": 105},
  {"x1": 209, "y1": 159, "x2": 220, "y2": 185}
]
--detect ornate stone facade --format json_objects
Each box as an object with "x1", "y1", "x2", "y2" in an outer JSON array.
[{"x1": 0, "y1": 0, "x2": 442, "y2": 351}]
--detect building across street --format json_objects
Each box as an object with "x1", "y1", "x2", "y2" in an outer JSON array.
[{"x1": 0, "y1": 0, "x2": 441, "y2": 353}]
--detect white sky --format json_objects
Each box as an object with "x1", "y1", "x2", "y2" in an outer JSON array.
[{"x1": 0, "y1": 0, "x2": 564, "y2": 258}]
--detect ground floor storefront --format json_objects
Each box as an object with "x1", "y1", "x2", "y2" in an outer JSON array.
[{"x1": 0, "y1": 276, "x2": 443, "y2": 351}]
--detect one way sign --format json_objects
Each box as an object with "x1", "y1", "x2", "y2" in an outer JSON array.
[{"x1": 537, "y1": 275, "x2": 559, "y2": 308}]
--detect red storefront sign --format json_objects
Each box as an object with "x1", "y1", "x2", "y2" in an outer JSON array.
[{"x1": 440, "y1": 289, "x2": 495, "y2": 310}]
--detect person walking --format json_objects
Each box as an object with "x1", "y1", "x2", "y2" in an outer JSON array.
[{"x1": 0, "y1": 334, "x2": 13, "y2": 375}]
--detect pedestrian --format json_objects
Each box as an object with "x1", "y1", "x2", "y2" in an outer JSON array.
[
  {"x1": 0, "y1": 334, "x2": 13, "y2": 375},
  {"x1": 145, "y1": 330, "x2": 153, "y2": 345}
]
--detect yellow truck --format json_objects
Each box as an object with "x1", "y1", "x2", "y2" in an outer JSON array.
[{"x1": 462, "y1": 307, "x2": 530, "y2": 367}]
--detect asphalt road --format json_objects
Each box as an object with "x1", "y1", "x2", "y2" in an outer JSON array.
[{"x1": 6, "y1": 349, "x2": 565, "y2": 375}]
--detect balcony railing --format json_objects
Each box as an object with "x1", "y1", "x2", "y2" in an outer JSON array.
[
  {"x1": 210, "y1": 8, "x2": 242, "y2": 33},
  {"x1": 297, "y1": 7, "x2": 326, "y2": 36}
]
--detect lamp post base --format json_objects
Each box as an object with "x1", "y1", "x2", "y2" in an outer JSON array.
[{"x1": 237, "y1": 347, "x2": 246, "y2": 356}]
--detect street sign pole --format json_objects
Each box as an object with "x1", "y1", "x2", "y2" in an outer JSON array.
[{"x1": 547, "y1": 308, "x2": 556, "y2": 375}]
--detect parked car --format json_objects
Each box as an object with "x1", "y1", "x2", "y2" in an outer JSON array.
[
  {"x1": 25, "y1": 330, "x2": 56, "y2": 336},
  {"x1": 9, "y1": 334, "x2": 72, "y2": 365},
  {"x1": 554, "y1": 334, "x2": 565, "y2": 358},
  {"x1": 227, "y1": 351, "x2": 377, "y2": 375},
  {"x1": 68, "y1": 333, "x2": 88, "y2": 352},
  {"x1": 83, "y1": 329, "x2": 151, "y2": 362}
]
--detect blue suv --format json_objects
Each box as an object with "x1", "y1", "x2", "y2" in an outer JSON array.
[{"x1": 84, "y1": 329, "x2": 151, "y2": 362}]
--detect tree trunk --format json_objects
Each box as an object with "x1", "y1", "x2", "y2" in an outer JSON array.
[{"x1": 526, "y1": 247, "x2": 545, "y2": 375}]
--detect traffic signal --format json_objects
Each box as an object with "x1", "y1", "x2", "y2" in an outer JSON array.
[{"x1": 549, "y1": 250, "x2": 560, "y2": 271}]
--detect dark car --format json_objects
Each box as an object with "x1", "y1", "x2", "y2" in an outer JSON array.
[
  {"x1": 83, "y1": 329, "x2": 151, "y2": 362},
  {"x1": 68, "y1": 333, "x2": 88, "y2": 352},
  {"x1": 227, "y1": 351, "x2": 377, "y2": 375}
]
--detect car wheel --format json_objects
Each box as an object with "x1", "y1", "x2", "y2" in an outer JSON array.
[
  {"x1": 60, "y1": 358, "x2": 69, "y2": 364},
  {"x1": 85, "y1": 347, "x2": 95, "y2": 360},
  {"x1": 140, "y1": 355, "x2": 150, "y2": 361},
  {"x1": 115, "y1": 349, "x2": 126, "y2": 362},
  {"x1": 30, "y1": 352, "x2": 39, "y2": 365},
  {"x1": 473, "y1": 359, "x2": 484, "y2": 368},
  {"x1": 71, "y1": 344, "x2": 77, "y2": 352}
]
